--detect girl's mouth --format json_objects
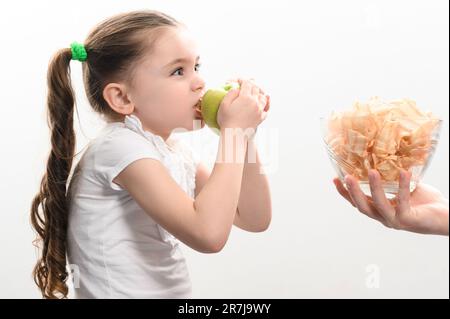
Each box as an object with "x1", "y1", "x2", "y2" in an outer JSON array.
[{"x1": 194, "y1": 99, "x2": 203, "y2": 120}]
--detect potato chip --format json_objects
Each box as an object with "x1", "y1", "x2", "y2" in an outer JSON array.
[{"x1": 325, "y1": 97, "x2": 440, "y2": 184}]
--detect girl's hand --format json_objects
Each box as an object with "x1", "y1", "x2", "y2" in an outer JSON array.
[
  {"x1": 333, "y1": 169, "x2": 449, "y2": 236},
  {"x1": 217, "y1": 79, "x2": 269, "y2": 132}
]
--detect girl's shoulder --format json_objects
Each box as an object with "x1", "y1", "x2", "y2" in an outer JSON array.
[
  {"x1": 76, "y1": 116, "x2": 201, "y2": 191},
  {"x1": 77, "y1": 119, "x2": 164, "y2": 190}
]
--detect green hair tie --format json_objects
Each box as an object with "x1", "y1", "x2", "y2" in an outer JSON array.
[{"x1": 70, "y1": 42, "x2": 87, "y2": 62}]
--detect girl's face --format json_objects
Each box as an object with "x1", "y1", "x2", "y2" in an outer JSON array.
[{"x1": 128, "y1": 26, "x2": 205, "y2": 139}]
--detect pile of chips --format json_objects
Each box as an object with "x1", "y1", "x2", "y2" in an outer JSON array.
[{"x1": 325, "y1": 97, "x2": 440, "y2": 182}]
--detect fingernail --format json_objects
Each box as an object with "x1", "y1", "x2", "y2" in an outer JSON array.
[
  {"x1": 344, "y1": 175, "x2": 351, "y2": 187},
  {"x1": 400, "y1": 170, "x2": 409, "y2": 181}
]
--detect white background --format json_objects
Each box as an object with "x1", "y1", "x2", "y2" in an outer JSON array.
[{"x1": 0, "y1": 0, "x2": 448, "y2": 298}]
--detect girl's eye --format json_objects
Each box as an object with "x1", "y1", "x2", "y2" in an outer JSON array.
[
  {"x1": 171, "y1": 64, "x2": 201, "y2": 76},
  {"x1": 172, "y1": 67, "x2": 184, "y2": 76}
]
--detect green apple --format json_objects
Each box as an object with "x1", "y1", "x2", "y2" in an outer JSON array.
[{"x1": 200, "y1": 82, "x2": 239, "y2": 133}]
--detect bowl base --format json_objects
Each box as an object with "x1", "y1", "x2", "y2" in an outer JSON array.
[{"x1": 344, "y1": 180, "x2": 418, "y2": 199}]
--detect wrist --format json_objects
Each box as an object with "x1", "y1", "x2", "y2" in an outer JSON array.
[{"x1": 218, "y1": 127, "x2": 249, "y2": 164}]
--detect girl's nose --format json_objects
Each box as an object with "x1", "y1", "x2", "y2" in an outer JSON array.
[{"x1": 192, "y1": 74, "x2": 205, "y2": 92}]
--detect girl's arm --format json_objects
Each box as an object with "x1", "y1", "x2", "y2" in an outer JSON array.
[
  {"x1": 114, "y1": 129, "x2": 248, "y2": 254},
  {"x1": 195, "y1": 138, "x2": 272, "y2": 232},
  {"x1": 235, "y1": 139, "x2": 272, "y2": 231},
  {"x1": 115, "y1": 79, "x2": 267, "y2": 253}
]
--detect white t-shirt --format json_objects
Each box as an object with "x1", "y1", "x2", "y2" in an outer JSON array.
[{"x1": 67, "y1": 114, "x2": 199, "y2": 298}]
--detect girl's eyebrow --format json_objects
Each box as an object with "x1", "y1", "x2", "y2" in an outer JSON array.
[{"x1": 164, "y1": 56, "x2": 200, "y2": 68}]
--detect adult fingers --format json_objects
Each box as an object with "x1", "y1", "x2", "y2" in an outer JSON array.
[
  {"x1": 333, "y1": 177, "x2": 355, "y2": 207},
  {"x1": 396, "y1": 170, "x2": 412, "y2": 218},
  {"x1": 345, "y1": 175, "x2": 384, "y2": 223},
  {"x1": 368, "y1": 170, "x2": 397, "y2": 227}
]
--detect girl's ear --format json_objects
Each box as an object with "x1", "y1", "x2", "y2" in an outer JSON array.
[{"x1": 103, "y1": 83, "x2": 134, "y2": 115}]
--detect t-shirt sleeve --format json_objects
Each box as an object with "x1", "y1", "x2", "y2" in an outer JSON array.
[{"x1": 94, "y1": 128, "x2": 162, "y2": 191}]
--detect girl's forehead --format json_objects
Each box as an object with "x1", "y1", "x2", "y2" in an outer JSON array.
[{"x1": 148, "y1": 27, "x2": 200, "y2": 66}]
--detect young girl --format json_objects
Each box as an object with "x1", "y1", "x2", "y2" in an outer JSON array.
[{"x1": 30, "y1": 10, "x2": 271, "y2": 299}]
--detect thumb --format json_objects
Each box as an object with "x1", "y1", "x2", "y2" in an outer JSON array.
[
  {"x1": 264, "y1": 95, "x2": 271, "y2": 112},
  {"x1": 220, "y1": 88, "x2": 240, "y2": 107}
]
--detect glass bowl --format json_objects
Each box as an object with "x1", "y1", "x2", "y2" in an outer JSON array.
[{"x1": 321, "y1": 115, "x2": 442, "y2": 199}]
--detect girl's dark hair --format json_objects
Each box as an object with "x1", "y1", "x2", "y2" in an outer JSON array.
[{"x1": 30, "y1": 10, "x2": 179, "y2": 299}]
